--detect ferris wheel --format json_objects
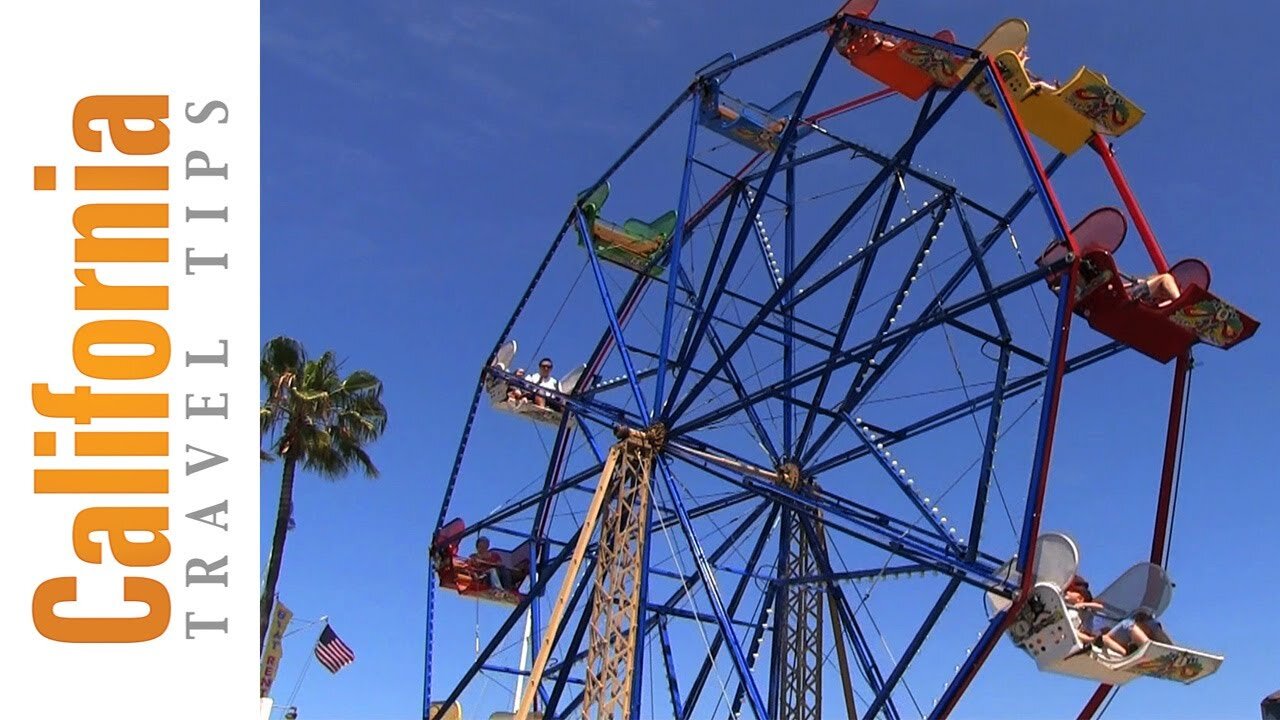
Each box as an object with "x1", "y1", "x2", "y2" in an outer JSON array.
[{"x1": 424, "y1": 2, "x2": 1259, "y2": 719}]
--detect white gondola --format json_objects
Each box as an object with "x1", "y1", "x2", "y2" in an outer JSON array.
[
  {"x1": 989, "y1": 533, "x2": 1223, "y2": 685},
  {"x1": 484, "y1": 340, "x2": 584, "y2": 428}
]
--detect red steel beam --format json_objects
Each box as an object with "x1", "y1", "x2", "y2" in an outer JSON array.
[
  {"x1": 1076, "y1": 352, "x2": 1191, "y2": 719},
  {"x1": 1089, "y1": 135, "x2": 1170, "y2": 274}
]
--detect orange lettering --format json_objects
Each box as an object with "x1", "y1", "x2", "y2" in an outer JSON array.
[
  {"x1": 33, "y1": 576, "x2": 170, "y2": 642},
  {"x1": 72, "y1": 96, "x2": 169, "y2": 155},
  {"x1": 73, "y1": 320, "x2": 170, "y2": 380},
  {"x1": 73, "y1": 203, "x2": 168, "y2": 263},
  {"x1": 32, "y1": 384, "x2": 167, "y2": 424},
  {"x1": 75, "y1": 166, "x2": 168, "y2": 191},
  {"x1": 35, "y1": 469, "x2": 168, "y2": 494},
  {"x1": 73, "y1": 507, "x2": 170, "y2": 566},
  {"x1": 76, "y1": 431, "x2": 168, "y2": 456}
]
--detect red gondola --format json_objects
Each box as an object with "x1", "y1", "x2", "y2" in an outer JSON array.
[
  {"x1": 432, "y1": 518, "x2": 533, "y2": 605},
  {"x1": 1038, "y1": 207, "x2": 1259, "y2": 363}
]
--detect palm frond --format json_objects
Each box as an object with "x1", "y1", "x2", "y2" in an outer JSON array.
[{"x1": 262, "y1": 338, "x2": 388, "y2": 485}]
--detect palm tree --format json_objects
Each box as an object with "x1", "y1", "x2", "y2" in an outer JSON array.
[{"x1": 259, "y1": 336, "x2": 388, "y2": 650}]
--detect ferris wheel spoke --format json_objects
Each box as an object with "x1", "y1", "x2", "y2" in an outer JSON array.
[
  {"x1": 735, "y1": 476, "x2": 1007, "y2": 594},
  {"x1": 796, "y1": 195, "x2": 949, "y2": 460},
  {"x1": 801, "y1": 221, "x2": 1020, "y2": 466},
  {"x1": 651, "y1": 456, "x2": 770, "y2": 720},
  {"x1": 930, "y1": 610, "x2": 1009, "y2": 720},
  {"x1": 675, "y1": 187, "x2": 743, "y2": 363},
  {"x1": 674, "y1": 265, "x2": 1050, "y2": 442},
  {"x1": 955, "y1": 203, "x2": 1015, "y2": 337},
  {"x1": 864, "y1": 576, "x2": 964, "y2": 720},
  {"x1": 652, "y1": 490, "x2": 758, "y2": 536},
  {"x1": 654, "y1": 500, "x2": 772, "y2": 609},
  {"x1": 800, "y1": 156, "x2": 1070, "y2": 464},
  {"x1": 655, "y1": 616, "x2": 684, "y2": 718},
  {"x1": 579, "y1": 265, "x2": 653, "y2": 397},
  {"x1": 740, "y1": 188, "x2": 785, "y2": 293},
  {"x1": 552, "y1": 688, "x2": 587, "y2": 720},
  {"x1": 666, "y1": 438, "x2": 779, "y2": 485},
  {"x1": 571, "y1": 419, "x2": 609, "y2": 465},
  {"x1": 780, "y1": 158, "x2": 799, "y2": 457},
  {"x1": 799, "y1": 265, "x2": 1055, "y2": 465},
  {"x1": 462, "y1": 464, "x2": 601, "y2": 539},
  {"x1": 720, "y1": 580, "x2": 773, "y2": 718},
  {"x1": 668, "y1": 62, "x2": 980, "y2": 429},
  {"x1": 578, "y1": 213, "x2": 652, "y2": 419},
  {"x1": 810, "y1": 486, "x2": 976, "y2": 559},
  {"x1": 678, "y1": 502, "x2": 780, "y2": 719},
  {"x1": 544, "y1": 646, "x2": 590, "y2": 718},
  {"x1": 667, "y1": 268, "x2": 783, "y2": 462},
  {"x1": 667, "y1": 158, "x2": 904, "y2": 426},
  {"x1": 780, "y1": 191, "x2": 949, "y2": 317},
  {"x1": 793, "y1": 183, "x2": 903, "y2": 459},
  {"x1": 665, "y1": 191, "x2": 758, "y2": 414},
  {"x1": 962, "y1": 346, "x2": 1012, "y2": 561},
  {"x1": 842, "y1": 411, "x2": 964, "y2": 553},
  {"x1": 807, "y1": 341, "x2": 1125, "y2": 478},
  {"x1": 793, "y1": 88, "x2": 944, "y2": 459},
  {"x1": 542, "y1": 375, "x2": 648, "y2": 430},
  {"x1": 653, "y1": 101, "x2": 706, "y2": 424},
  {"x1": 580, "y1": 486, "x2": 755, "y2": 575}
]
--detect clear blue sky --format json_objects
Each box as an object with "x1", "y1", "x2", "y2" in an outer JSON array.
[{"x1": 261, "y1": 1, "x2": 1280, "y2": 718}]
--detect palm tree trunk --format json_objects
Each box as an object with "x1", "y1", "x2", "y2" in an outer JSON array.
[{"x1": 260, "y1": 454, "x2": 297, "y2": 652}]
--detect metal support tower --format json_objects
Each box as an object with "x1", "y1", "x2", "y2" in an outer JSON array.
[
  {"x1": 510, "y1": 425, "x2": 662, "y2": 720},
  {"x1": 583, "y1": 427, "x2": 658, "y2": 719},
  {"x1": 773, "y1": 470, "x2": 824, "y2": 720}
]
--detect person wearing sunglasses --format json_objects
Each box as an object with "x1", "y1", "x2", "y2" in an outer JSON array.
[{"x1": 524, "y1": 357, "x2": 562, "y2": 409}]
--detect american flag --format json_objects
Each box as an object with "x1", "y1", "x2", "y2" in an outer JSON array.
[{"x1": 314, "y1": 624, "x2": 355, "y2": 673}]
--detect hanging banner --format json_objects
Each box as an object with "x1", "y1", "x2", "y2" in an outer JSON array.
[
  {"x1": 261, "y1": 601, "x2": 294, "y2": 697},
  {"x1": 0, "y1": 1, "x2": 259, "y2": 718}
]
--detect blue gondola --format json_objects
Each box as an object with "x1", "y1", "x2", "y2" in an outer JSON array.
[{"x1": 696, "y1": 52, "x2": 814, "y2": 153}]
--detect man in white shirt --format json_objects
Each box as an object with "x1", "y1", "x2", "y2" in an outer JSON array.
[{"x1": 524, "y1": 357, "x2": 561, "y2": 409}]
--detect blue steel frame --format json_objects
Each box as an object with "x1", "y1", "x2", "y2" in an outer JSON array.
[{"x1": 423, "y1": 7, "x2": 1115, "y2": 720}]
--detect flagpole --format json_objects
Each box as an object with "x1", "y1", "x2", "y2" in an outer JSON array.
[
  {"x1": 283, "y1": 615, "x2": 328, "y2": 639},
  {"x1": 278, "y1": 616, "x2": 328, "y2": 717}
]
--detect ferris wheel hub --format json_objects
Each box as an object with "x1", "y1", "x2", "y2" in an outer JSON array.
[
  {"x1": 777, "y1": 461, "x2": 804, "y2": 490},
  {"x1": 613, "y1": 422, "x2": 667, "y2": 450}
]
